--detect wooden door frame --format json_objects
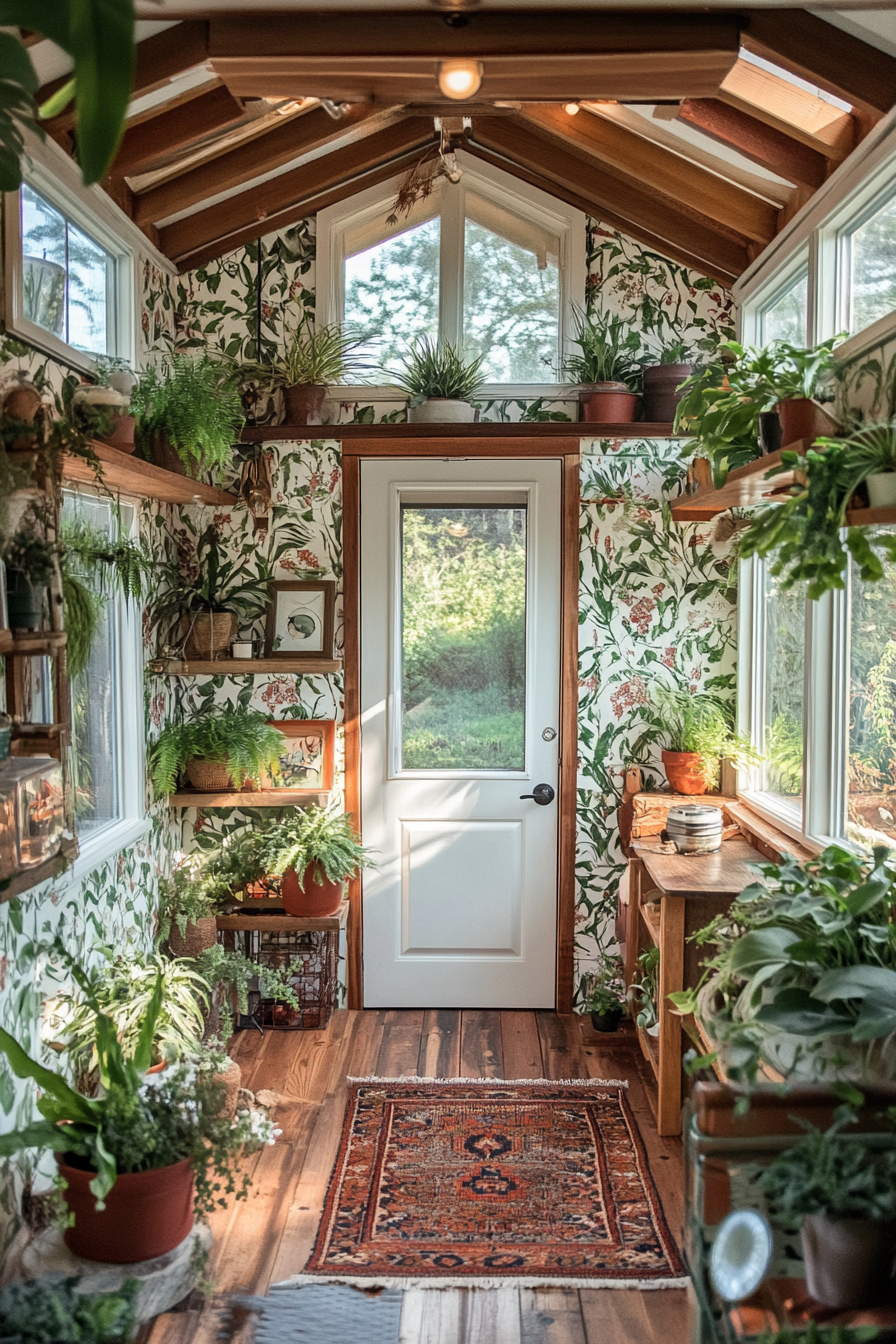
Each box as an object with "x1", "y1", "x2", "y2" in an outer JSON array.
[{"x1": 342, "y1": 438, "x2": 580, "y2": 1011}]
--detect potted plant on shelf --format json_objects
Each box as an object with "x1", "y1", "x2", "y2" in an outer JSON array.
[
  {"x1": 242, "y1": 316, "x2": 373, "y2": 425},
  {"x1": 0, "y1": 1276, "x2": 139, "y2": 1343},
  {"x1": 149, "y1": 705, "x2": 285, "y2": 795},
  {"x1": 641, "y1": 342, "x2": 697, "y2": 422},
  {"x1": 651, "y1": 686, "x2": 760, "y2": 794},
  {"x1": 563, "y1": 308, "x2": 643, "y2": 424},
  {"x1": 759, "y1": 1112, "x2": 896, "y2": 1309},
  {"x1": 3, "y1": 514, "x2": 55, "y2": 631},
  {"x1": 255, "y1": 806, "x2": 371, "y2": 917},
  {"x1": 390, "y1": 336, "x2": 485, "y2": 424},
  {"x1": 194, "y1": 942, "x2": 301, "y2": 1036},
  {"x1": 768, "y1": 335, "x2": 843, "y2": 446},
  {"x1": 132, "y1": 354, "x2": 243, "y2": 481},
  {"x1": 158, "y1": 863, "x2": 222, "y2": 958},
  {"x1": 581, "y1": 953, "x2": 626, "y2": 1032},
  {"x1": 0, "y1": 960, "x2": 270, "y2": 1264}
]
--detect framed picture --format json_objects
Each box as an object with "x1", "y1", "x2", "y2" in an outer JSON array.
[
  {"x1": 265, "y1": 580, "x2": 335, "y2": 659},
  {"x1": 263, "y1": 719, "x2": 336, "y2": 792}
]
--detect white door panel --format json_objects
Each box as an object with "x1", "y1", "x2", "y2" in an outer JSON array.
[{"x1": 361, "y1": 458, "x2": 561, "y2": 1008}]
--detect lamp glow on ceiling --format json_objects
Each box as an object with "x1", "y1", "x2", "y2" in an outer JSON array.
[{"x1": 438, "y1": 59, "x2": 483, "y2": 100}]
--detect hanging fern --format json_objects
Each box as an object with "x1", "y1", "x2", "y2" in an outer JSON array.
[{"x1": 61, "y1": 572, "x2": 105, "y2": 679}]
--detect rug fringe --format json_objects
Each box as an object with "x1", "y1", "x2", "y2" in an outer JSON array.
[
  {"x1": 345, "y1": 1076, "x2": 630, "y2": 1087},
  {"x1": 271, "y1": 1273, "x2": 689, "y2": 1292}
]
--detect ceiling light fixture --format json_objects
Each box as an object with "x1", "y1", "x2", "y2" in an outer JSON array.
[
  {"x1": 564, "y1": 102, "x2": 580, "y2": 115},
  {"x1": 438, "y1": 59, "x2": 483, "y2": 101}
]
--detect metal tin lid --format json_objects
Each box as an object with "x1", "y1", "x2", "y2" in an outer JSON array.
[{"x1": 666, "y1": 804, "x2": 723, "y2": 831}]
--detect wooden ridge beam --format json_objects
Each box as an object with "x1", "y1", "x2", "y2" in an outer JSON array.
[
  {"x1": 159, "y1": 118, "x2": 435, "y2": 267},
  {"x1": 468, "y1": 119, "x2": 749, "y2": 283},
  {"x1": 111, "y1": 85, "x2": 244, "y2": 178},
  {"x1": 742, "y1": 9, "x2": 896, "y2": 121},
  {"x1": 678, "y1": 99, "x2": 828, "y2": 190},
  {"x1": 519, "y1": 104, "x2": 776, "y2": 245},
  {"x1": 134, "y1": 102, "x2": 400, "y2": 227}
]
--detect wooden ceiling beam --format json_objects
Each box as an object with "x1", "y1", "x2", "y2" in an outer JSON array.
[
  {"x1": 134, "y1": 102, "x2": 400, "y2": 226},
  {"x1": 159, "y1": 116, "x2": 435, "y2": 266},
  {"x1": 469, "y1": 118, "x2": 750, "y2": 283},
  {"x1": 678, "y1": 99, "x2": 828, "y2": 190},
  {"x1": 110, "y1": 85, "x2": 244, "y2": 178},
  {"x1": 518, "y1": 104, "x2": 776, "y2": 245},
  {"x1": 719, "y1": 58, "x2": 854, "y2": 161},
  {"x1": 741, "y1": 9, "x2": 896, "y2": 121}
]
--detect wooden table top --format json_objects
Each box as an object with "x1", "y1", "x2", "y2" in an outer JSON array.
[{"x1": 633, "y1": 836, "x2": 762, "y2": 896}]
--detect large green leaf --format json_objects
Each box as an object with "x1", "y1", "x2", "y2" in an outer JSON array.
[
  {"x1": 755, "y1": 987, "x2": 853, "y2": 1037},
  {"x1": 728, "y1": 927, "x2": 798, "y2": 974},
  {"x1": 853, "y1": 994, "x2": 896, "y2": 1042},
  {"x1": 68, "y1": 0, "x2": 135, "y2": 183},
  {"x1": 0, "y1": 1025, "x2": 95, "y2": 1124},
  {"x1": 0, "y1": 1119, "x2": 71, "y2": 1157},
  {"x1": 89, "y1": 1128, "x2": 119, "y2": 1207},
  {"x1": 132, "y1": 972, "x2": 164, "y2": 1076},
  {"x1": 844, "y1": 874, "x2": 893, "y2": 917},
  {"x1": 813, "y1": 965, "x2": 896, "y2": 1004}
]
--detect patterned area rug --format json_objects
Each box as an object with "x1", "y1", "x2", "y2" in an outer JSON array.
[{"x1": 278, "y1": 1078, "x2": 687, "y2": 1290}]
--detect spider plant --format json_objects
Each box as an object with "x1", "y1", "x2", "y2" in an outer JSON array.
[
  {"x1": 243, "y1": 317, "x2": 373, "y2": 388},
  {"x1": 562, "y1": 308, "x2": 643, "y2": 388},
  {"x1": 389, "y1": 337, "x2": 485, "y2": 406}
]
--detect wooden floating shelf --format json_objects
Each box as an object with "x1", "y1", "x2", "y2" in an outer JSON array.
[
  {"x1": 241, "y1": 421, "x2": 677, "y2": 441},
  {"x1": 169, "y1": 789, "x2": 330, "y2": 808},
  {"x1": 156, "y1": 656, "x2": 342, "y2": 676},
  {"x1": 0, "y1": 837, "x2": 79, "y2": 906},
  {"x1": 216, "y1": 901, "x2": 348, "y2": 933},
  {"x1": 671, "y1": 441, "x2": 810, "y2": 522},
  {"x1": 845, "y1": 506, "x2": 896, "y2": 527},
  {"x1": 0, "y1": 630, "x2": 67, "y2": 656},
  {"x1": 62, "y1": 441, "x2": 238, "y2": 506}
]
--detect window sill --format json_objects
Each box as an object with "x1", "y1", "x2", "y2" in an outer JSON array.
[
  {"x1": 732, "y1": 794, "x2": 822, "y2": 860},
  {"x1": 66, "y1": 817, "x2": 152, "y2": 887}
]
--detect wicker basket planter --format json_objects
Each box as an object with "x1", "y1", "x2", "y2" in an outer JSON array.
[
  {"x1": 183, "y1": 611, "x2": 236, "y2": 661},
  {"x1": 185, "y1": 759, "x2": 235, "y2": 791},
  {"x1": 169, "y1": 916, "x2": 219, "y2": 958},
  {"x1": 214, "y1": 1058, "x2": 243, "y2": 1118}
]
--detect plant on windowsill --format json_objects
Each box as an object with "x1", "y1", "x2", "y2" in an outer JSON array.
[
  {"x1": 149, "y1": 705, "x2": 285, "y2": 796},
  {"x1": 131, "y1": 353, "x2": 244, "y2": 481},
  {"x1": 650, "y1": 686, "x2": 760, "y2": 795},
  {"x1": 241, "y1": 316, "x2": 374, "y2": 426},
  {"x1": 0, "y1": 1275, "x2": 139, "y2": 1344},
  {"x1": 640, "y1": 340, "x2": 698, "y2": 423},
  {"x1": 389, "y1": 336, "x2": 485, "y2": 424},
  {"x1": 759, "y1": 1110, "x2": 896, "y2": 1310},
  {"x1": 581, "y1": 952, "x2": 626, "y2": 1032},
  {"x1": 562, "y1": 308, "x2": 643, "y2": 424}
]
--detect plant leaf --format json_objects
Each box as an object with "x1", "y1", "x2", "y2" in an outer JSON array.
[
  {"x1": 0, "y1": 1025, "x2": 95, "y2": 1124},
  {"x1": 68, "y1": 0, "x2": 135, "y2": 184}
]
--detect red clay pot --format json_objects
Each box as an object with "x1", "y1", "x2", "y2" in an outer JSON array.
[
  {"x1": 58, "y1": 1154, "x2": 194, "y2": 1263},
  {"x1": 99, "y1": 414, "x2": 137, "y2": 453},
  {"x1": 775, "y1": 397, "x2": 839, "y2": 447},
  {"x1": 284, "y1": 384, "x2": 327, "y2": 425},
  {"x1": 662, "y1": 749, "x2": 712, "y2": 796},
  {"x1": 580, "y1": 384, "x2": 639, "y2": 424},
  {"x1": 641, "y1": 362, "x2": 695, "y2": 422},
  {"x1": 281, "y1": 864, "x2": 344, "y2": 917}
]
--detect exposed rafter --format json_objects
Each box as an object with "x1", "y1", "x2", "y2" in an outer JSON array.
[
  {"x1": 111, "y1": 85, "x2": 245, "y2": 179},
  {"x1": 719, "y1": 58, "x2": 854, "y2": 161},
  {"x1": 678, "y1": 98, "x2": 828, "y2": 190}
]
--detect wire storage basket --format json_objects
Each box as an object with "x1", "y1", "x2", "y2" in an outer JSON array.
[{"x1": 248, "y1": 925, "x2": 339, "y2": 1030}]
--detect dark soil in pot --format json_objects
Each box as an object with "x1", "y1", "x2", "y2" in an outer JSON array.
[
  {"x1": 57, "y1": 1153, "x2": 194, "y2": 1263},
  {"x1": 589, "y1": 1007, "x2": 624, "y2": 1033},
  {"x1": 281, "y1": 864, "x2": 344, "y2": 917}
]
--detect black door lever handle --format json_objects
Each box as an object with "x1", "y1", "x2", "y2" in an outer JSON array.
[{"x1": 519, "y1": 783, "x2": 555, "y2": 805}]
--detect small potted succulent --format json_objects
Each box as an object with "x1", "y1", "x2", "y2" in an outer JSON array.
[
  {"x1": 391, "y1": 336, "x2": 485, "y2": 423},
  {"x1": 651, "y1": 686, "x2": 760, "y2": 795},
  {"x1": 132, "y1": 354, "x2": 243, "y2": 480},
  {"x1": 640, "y1": 341, "x2": 697, "y2": 422},
  {"x1": 563, "y1": 308, "x2": 642, "y2": 423},
  {"x1": 243, "y1": 317, "x2": 372, "y2": 425},
  {"x1": 581, "y1": 954, "x2": 626, "y2": 1032},
  {"x1": 256, "y1": 806, "x2": 371, "y2": 917},
  {"x1": 760, "y1": 1112, "x2": 896, "y2": 1309},
  {"x1": 3, "y1": 515, "x2": 55, "y2": 631},
  {"x1": 149, "y1": 705, "x2": 285, "y2": 795}
]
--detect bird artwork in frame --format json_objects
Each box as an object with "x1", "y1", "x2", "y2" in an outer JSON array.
[
  {"x1": 262, "y1": 719, "x2": 336, "y2": 793},
  {"x1": 265, "y1": 579, "x2": 335, "y2": 660}
]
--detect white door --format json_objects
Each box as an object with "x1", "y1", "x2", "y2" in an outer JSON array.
[{"x1": 360, "y1": 458, "x2": 561, "y2": 1008}]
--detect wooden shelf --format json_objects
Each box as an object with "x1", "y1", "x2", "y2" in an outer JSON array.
[
  {"x1": 670, "y1": 441, "x2": 811, "y2": 522},
  {"x1": 155, "y1": 656, "x2": 342, "y2": 676},
  {"x1": 62, "y1": 441, "x2": 238, "y2": 506},
  {"x1": 640, "y1": 900, "x2": 662, "y2": 946},
  {"x1": 0, "y1": 836, "x2": 79, "y2": 905},
  {"x1": 639, "y1": 1024, "x2": 660, "y2": 1080},
  {"x1": 241, "y1": 421, "x2": 677, "y2": 441},
  {"x1": 169, "y1": 789, "x2": 330, "y2": 808},
  {"x1": 216, "y1": 900, "x2": 348, "y2": 933},
  {"x1": 845, "y1": 505, "x2": 896, "y2": 526}
]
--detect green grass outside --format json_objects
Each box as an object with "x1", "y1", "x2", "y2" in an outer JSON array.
[{"x1": 402, "y1": 687, "x2": 524, "y2": 770}]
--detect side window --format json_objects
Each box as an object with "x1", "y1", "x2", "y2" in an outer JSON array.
[
  {"x1": 758, "y1": 269, "x2": 809, "y2": 345},
  {"x1": 22, "y1": 184, "x2": 115, "y2": 357},
  {"x1": 843, "y1": 189, "x2": 896, "y2": 337}
]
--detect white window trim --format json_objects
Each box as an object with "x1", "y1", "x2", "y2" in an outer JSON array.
[
  {"x1": 316, "y1": 149, "x2": 586, "y2": 400},
  {"x1": 740, "y1": 250, "x2": 810, "y2": 348}
]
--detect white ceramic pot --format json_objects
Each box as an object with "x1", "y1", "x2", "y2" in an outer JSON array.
[
  {"x1": 407, "y1": 399, "x2": 477, "y2": 423},
  {"x1": 866, "y1": 472, "x2": 896, "y2": 508},
  {"x1": 109, "y1": 368, "x2": 138, "y2": 397}
]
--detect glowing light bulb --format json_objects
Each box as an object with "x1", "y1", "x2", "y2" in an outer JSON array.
[
  {"x1": 564, "y1": 102, "x2": 580, "y2": 115},
  {"x1": 438, "y1": 59, "x2": 483, "y2": 100}
]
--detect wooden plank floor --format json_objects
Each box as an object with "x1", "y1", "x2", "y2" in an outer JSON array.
[{"x1": 140, "y1": 1011, "x2": 690, "y2": 1344}]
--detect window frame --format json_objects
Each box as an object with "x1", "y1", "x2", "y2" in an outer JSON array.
[
  {"x1": 316, "y1": 150, "x2": 586, "y2": 400},
  {"x1": 742, "y1": 253, "x2": 811, "y2": 348}
]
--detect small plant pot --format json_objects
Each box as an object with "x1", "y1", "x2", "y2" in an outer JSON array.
[
  {"x1": 57, "y1": 1154, "x2": 195, "y2": 1263},
  {"x1": 185, "y1": 759, "x2": 235, "y2": 792},
  {"x1": 758, "y1": 410, "x2": 783, "y2": 455},
  {"x1": 281, "y1": 864, "x2": 345, "y2": 917},
  {"x1": 407, "y1": 399, "x2": 477, "y2": 423},
  {"x1": 169, "y1": 916, "x2": 219, "y2": 958},
  {"x1": 866, "y1": 472, "x2": 896, "y2": 509},
  {"x1": 284, "y1": 384, "x2": 328, "y2": 424},
  {"x1": 775, "y1": 397, "x2": 839, "y2": 446},
  {"x1": 151, "y1": 432, "x2": 186, "y2": 476},
  {"x1": 6, "y1": 572, "x2": 45, "y2": 632},
  {"x1": 661, "y1": 749, "x2": 712, "y2": 795},
  {"x1": 580, "y1": 384, "x2": 639, "y2": 424},
  {"x1": 641, "y1": 363, "x2": 695, "y2": 422},
  {"x1": 183, "y1": 610, "x2": 237, "y2": 661},
  {"x1": 589, "y1": 1007, "x2": 624, "y2": 1033},
  {"x1": 99, "y1": 413, "x2": 137, "y2": 453},
  {"x1": 801, "y1": 1214, "x2": 896, "y2": 1309}
]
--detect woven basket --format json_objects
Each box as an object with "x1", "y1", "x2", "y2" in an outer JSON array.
[
  {"x1": 183, "y1": 611, "x2": 236, "y2": 661},
  {"x1": 186, "y1": 759, "x2": 234, "y2": 791},
  {"x1": 169, "y1": 916, "x2": 218, "y2": 959},
  {"x1": 214, "y1": 1058, "x2": 243, "y2": 1119}
]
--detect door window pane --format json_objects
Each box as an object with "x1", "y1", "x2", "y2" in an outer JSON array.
[
  {"x1": 21, "y1": 184, "x2": 114, "y2": 355},
  {"x1": 345, "y1": 218, "x2": 440, "y2": 375},
  {"x1": 763, "y1": 570, "x2": 806, "y2": 804},
  {"x1": 846, "y1": 554, "x2": 896, "y2": 848},
  {"x1": 849, "y1": 190, "x2": 896, "y2": 334},
  {"x1": 401, "y1": 505, "x2": 526, "y2": 770},
  {"x1": 760, "y1": 271, "x2": 808, "y2": 344}
]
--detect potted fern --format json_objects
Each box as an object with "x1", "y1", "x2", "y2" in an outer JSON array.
[
  {"x1": 651, "y1": 686, "x2": 760, "y2": 794},
  {"x1": 132, "y1": 354, "x2": 244, "y2": 481},
  {"x1": 149, "y1": 705, "x2": 285, "y2": 795},
  {"x1": 256, "y1": 806, "x2": 371, "y2": 917},
  {"x1": 391, "y1": 337, "x2": 484, "y2": 423},
  {"x1": 243, "y1": 317, "x2": 372, "y2": 424},
  {"x1": 563, "y1": 308, "x2": 643, "y2": 423}
]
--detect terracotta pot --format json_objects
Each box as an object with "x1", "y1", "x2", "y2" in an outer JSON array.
[
  {"x1": 284, "y1": 384, "x2": 328, "y2": 424},
  {"x1": 58, "y1": 1154, "x2": 194, "y2": 1263},
  {"x1": 580, "y1": 384, "x2": 639, "y2": 424},
  {"x1": 185, "y1": 759, "x2": 234, "y2": 792},
  {"x1": 151, "y1": 432, "x2": 186, "y2": 476},
  {"x1": 641, "y1": 363, "x2": 695, "y2": 422},
  {"x1": 776, "y1": 398, "x2": 839, "y2": 446},
  {"x1": 214, "y1": 1057, "x2": 243, "y2": 1119},
  {"x1": 801, "y1": 1214, "x2": 896, "y2": 1308},
  {"x1": 589, "y1": 1008, "x2": 623, "y2": 1033},
  {"x1": 183, "y1": 610, "x2": 236, "y2": 661},
  {"x1": 407, "y1": 399, "x2": 477, "y2": 423},
  {"x1": 661, "y1": 749, "x2": 713, "y2": 795},
  {"x1": 169, "y1": 915, "x2": 218, "y2": 958},
  {"x1": 281, "y1": 864, "x2": 344, "y2": 917},
  {"x1": 99, "y1": 413, "x2": 137, "y2": 453}
]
